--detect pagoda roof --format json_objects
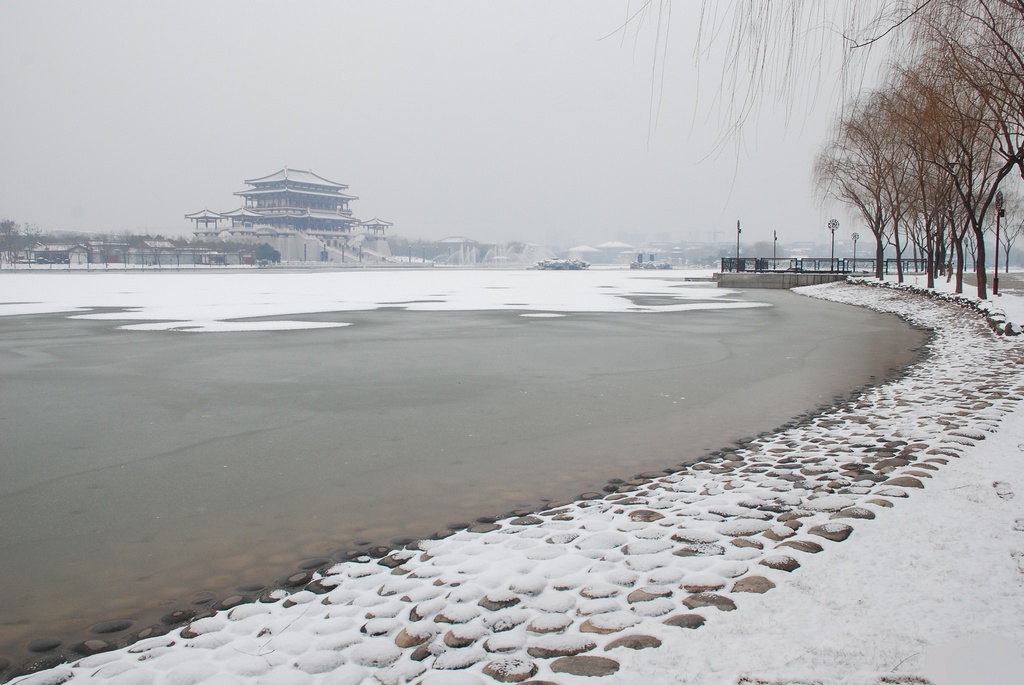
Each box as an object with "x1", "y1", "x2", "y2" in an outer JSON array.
[
  {"x1": 273, "y1": 209, "x2": 312, "y2": 218},
  {"x1": 361, "y1": 217, "x2": 393, "y2": 227},
  {"x1": 251, "y1": 208, "x2": 359, "y2": 222},
  {"x1": 244, "y1": 167, "x2": 348, "y2": 190},
  {"x1": 220, "y1": 207, "x2": 265, "y2": 218},
  {"x1": 234, "y1": 186, "x2": 357, "y2": 200},
  {"x1": 184, "y1": 208, "x2": 224, "y2": 220},
  {"x1": 310, "y1": 210, "x2": 360, "y2": 220}
]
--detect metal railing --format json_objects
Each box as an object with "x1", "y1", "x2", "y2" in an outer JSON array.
[
  {"x1": 840, "y1": 258, "x2": 930, "y2": 274},
  {"x1": 720, "y1": 257, "x2": 848, "y2": 273},
  {"x1": 720, "y1": 257, "x2": 929, "y2": 274}
]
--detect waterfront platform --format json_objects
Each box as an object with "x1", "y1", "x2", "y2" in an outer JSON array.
[{"x1": 716, "y1": 272, "x2": 848, "y2": 289}]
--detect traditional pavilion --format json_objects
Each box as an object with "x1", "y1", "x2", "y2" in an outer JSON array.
[
  {"x1": 186, "y1": 168, "x2": 375, "y2": 240},
  {"x1": 184, "y1": 209, "x2": 225, "y2": 239},
  {"x1": 360, "y1": 218, "x2": 393, "y2": 235}
]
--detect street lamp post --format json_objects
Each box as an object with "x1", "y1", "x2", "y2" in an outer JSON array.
[
  {"x1": 773, "y1": 230, "x2": 777, "y2": 261},
  {"x1": 828, "y1": 218, "x2": 840, "y2": 270},
  {"x1": 851, "y1": 232, "x2": 860, "y2": 271},
  {"x1": 995, "y1": 191, "x2": 1005, "y2": 296},
  {"x1": 735, "y1": 220, "x2": 741, "y2": 269}
]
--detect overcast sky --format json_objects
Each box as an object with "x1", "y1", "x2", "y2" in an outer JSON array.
[{"x1": 0, "y1": 1, "x2": 852, "y2": 249}]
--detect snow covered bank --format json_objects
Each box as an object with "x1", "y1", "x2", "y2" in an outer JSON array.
[{"x1": 8, "y1": 281, "x2": 1024, "y2": 684}]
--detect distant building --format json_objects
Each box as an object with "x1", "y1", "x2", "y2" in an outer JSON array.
[
  {"x1": 186, "y1": 168, "x2": 393, "y2": 263},
  {"x1": 567, "y1": 244, "x2": 601, "y2": 261},
  {"x1": 22, "y1": 240, "x2": 232, "y2": 267},
  {"x1": 183, "y1": 209, "x2": 226, "y2": 240},
  {"x1": 566, "y1": 241, "x2": 633, "y2": 264},
  {"x1": 593, "y1": 240, "x2": 634, "y2": 264},
  {"x1": 186, "y1": 167, "x2": 372, "y2": 240},
  {"x1": 27, "y1": 242, "x2": 89, "y2": 265}
]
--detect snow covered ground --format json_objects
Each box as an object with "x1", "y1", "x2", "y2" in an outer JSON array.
[
  {"x1": 0, "y1": 269, "x2": 753, "y2": 332},
  {"x1": 4, "y1": 272, "x2": 1024, "y2": 685}
]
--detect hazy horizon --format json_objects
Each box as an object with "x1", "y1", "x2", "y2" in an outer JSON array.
[{"x1": 2, "y1": 2, "x2": 853, "y2": 250}]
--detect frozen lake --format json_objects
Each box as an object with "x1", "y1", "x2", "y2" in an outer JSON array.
[{"x1": 0, "y1": 269, "x2": 926, "y2": 666}]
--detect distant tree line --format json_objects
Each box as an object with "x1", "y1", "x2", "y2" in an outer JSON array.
[
  {"x1": 0, "y1": 219, "x2": 36, "y2": 264},
  {"x1": 254, "y1": 243, "x2": 281, "y2": 263},
  {"x1": 0, "y1": 220, "x2": 281, "y2": 266}
]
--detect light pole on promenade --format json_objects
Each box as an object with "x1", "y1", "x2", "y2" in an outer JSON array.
[
  {"x1": 828, "y1": 218, "x2": 839, "y2": 270},
  {"x1": 851, "y1": 232, "x2": 860, "y2": 271},
  {"x1": 735, "y1": 220, "x2": 741, "y2": 269},
  {"x1": 995, "y1": 191, "x2": 1005, "y2": 296}
]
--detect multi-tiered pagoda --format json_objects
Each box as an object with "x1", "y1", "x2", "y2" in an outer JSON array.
[{"x1": 186, "y1": 168, "x2": 366, "y2": 239}]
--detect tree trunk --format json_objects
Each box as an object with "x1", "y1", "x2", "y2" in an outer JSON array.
[
  {"x1": 874, "y1": 234, "x2": 885, "y2": 280},
  {"x1": 894, "y1": 222, "x2": 905, "y2": 283},
  {"x1": 954, "y1": 238, "x2": 964, "y2": 294},
  {"x1": 926, "y1": 220, "x2": 935, "y2": 289},
  {"x1": 971, "y1": 219, "x2": 988, "y2": 299}
]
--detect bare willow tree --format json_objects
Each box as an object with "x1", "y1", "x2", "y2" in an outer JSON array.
[
  {"x1": 927, "y1": 47, "x2": 1019, "y2": 296},
  {"x1": 812, "y1": 48, "x2": 1001, "y2": 294},
  {"x1": 685, "y1": 1, "x2": 927, "y2": 141},
  {"x1": 883, "y1": 64, "x2": 955, "y2": 288},
  {"x1": 873, "y1": 89, "x2": 920, "y2": 284},
  {"x1": 880, "y1": 57, "x2": 984, "y2": 293},
  {"x1": 816, "y1": 78, "x2": 938, "y2": 285},
  {"x1": 815, "y1": 93, "x2": 894, "y2": 280},
  {"x1": 689, "y1": 1, "x2": 1024, "y2": 128},
  {"x1": 908, "y1": 1, "x2": 1024, "y2": 173}
]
